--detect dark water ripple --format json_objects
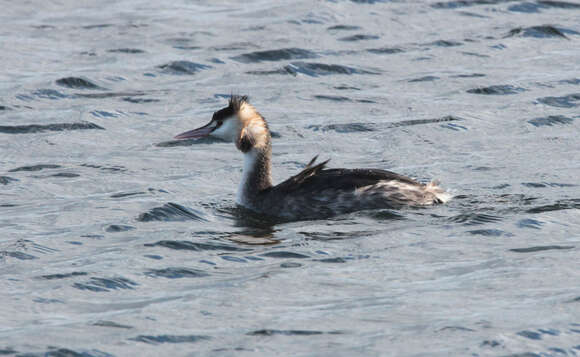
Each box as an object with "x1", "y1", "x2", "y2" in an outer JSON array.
[
  {"x1": 105, "y1": 224, "x2": 135, "y2": 233},
  {"x1": 423, "y1": 40, "x2": 463, "y2": 47},
  {"x1": 144, "y1": 267, "x2": 210, "y2": 278},
  {"x1": 505, "y1": 25, "x2": 579, "y2": 39},
  {"x1": 55, "y1": 77, "x2": 104, "y2": 90},
  {"x1": 145, "y1": 240, "x2": 252, "y2": 252},
  {"x1": 526, "y1": 199, "x2": 580, "y2": 213},
  {"x1": 338, "y1": 34, "x2": 380, "y2": 42},
  {"x1": 327, "y1": 25, "x2": 362, "y2": 31},
  {"x1": 284, "y1": 62, "x2": 380, "y2": 77},
  {"x1": 0, "y1": 251, "x2": 37, "y2": 260},
  {"x1": 408, "y1": 76, "x2": 440, "y2": 83},
  {"x1": 528, "y1": 115, "x2": 574, "y2": 126},
  {"x1": 107, "y1": 48, "x2": 145, "y2": 54},
  {"x1": 247, "y1": 329, "x2": 335, "y2": 336},
  {"x1": 158, "y1": 61, "x2": 212, "y2": 75},
  {"x1": 432, "y1": 0, "x2": 521, "y2": 9},
  {"x1": 510, "y1": 245, "x2": 574, "y2": 253},
  {"x1": 137, "y1": 203, "x2": 208, "y2": 222},
  {"x1": 9, "y1": 164, "x2": 61, "y2": 172},
  {"x1": 467, "y1": 85, "x2": 527, "y2": 95},
  {"x1": 448, "y1": 212, "x2": 503, "y2": 225},
  {"x1": 536, "y1": 93, "x2": 580, "y2": 107},
  {"x1": 232, "y1": 48, "x2": 318, "y2": 63},
  {"x1": 11, "y1": 347, "x2": 114, "y2": 357},
  {"x1": 92, "y1": 320, "x2": 133, "y2": 329},
  {"x1": 306, "y1": 115, "x2": 461, "y2": 133},
  {"x1": 130, "y1": 335, "x2": 211, "y2": 344},
  {"x1": 0, "y1": 176, "x2": 18, "y2": 185},
  {"x1": 0, "y1": 122, "x2": 104, "y2": 134},
  {"x1": 39, "y1": 272, "x2": 88, "y2": 280},
  {"x1": 452, "y1": 73, "x2": 486, "y2": 78},
  {"x1": 260, "y1": 251, "x2": 310, "y2": 258},
  {"x1": 366, "y1": 47, "x2": 404, "y2": 54},
  {"x1": 510, "y1": 1, "x2": 580, "y2": 12},
  {"x1": 73, "y1": 277, "x2": 138, "y2": 292}
]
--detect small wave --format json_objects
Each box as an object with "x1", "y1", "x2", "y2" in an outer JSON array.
[
  {"x1": 0, "y1": 251, "x2": 37, "y2": 260},
  {"x1": 510, "y1": 245, "x2": 574, "y2": 253},
  {"x1": 467, "y1": 229, "x2": 511, "y2": 237},
  {"x1": 366, "y1": 47, "x2": 404, "y2": 54},
  {"x1": 137, "y1": 203, "x2": 207, "y2": 222},
  {"x1": 517, "y1": 218, "x2": 543, "y2": 229},
  {"x1": 0, "y1": 176, "x2": 18, "y2": 185},
  {"x1": 105, "y1": 224, "x2": 135, "y2": 233},
  {"x1": 145, "y1": 240, "x2": 252, "y2": 252},
  {"x1": 284, "y1": 61, "x2": 380, "y2": 77},
  {"x1": 260, "y1": 251, "x2": 310, "y2": 258},
  {"x1": 31, "y1": 89, "x2": 70, "y2": 100},
  {"x1": 247, "y1": 329, "x2": 329, "y2": 336},
  {"x1": 0, "y1": 122, "x2": 104, "y2": 134},
  {"x1": 110, "y1": 191, "x2": 146, "y2": 198},
  {"x1": 232, "y1": 48, "x2": 317, "y2": 63},
  {"x1": 80, "y1": 163, "x2": 126, "y2": 172},
  {"x1": 73, "y1": 277, "x2": 138, "y2": 292},
  {"x1": 9, "y1": 164, "x2": 61, "y2": 172},
  {"x1": 448, "y1": 212, "x2": 502, "y2": 225},
  {"x1": 522, "y1": 182, "x2": 577, "y2": 188},
  {"x1": 327, "y1": 25, "x2": 362, "y2": 31},
  {"x1": 338, "y1": 34, "x2": 380, "y2": 41},
  {"x1": 432, "y1": 0, "x2": 521, "y2": 9},
  {"x1": 130, "y1": 335, "x2": 211, "y2": 344},
  {"x1": 82, "y1": 24, "x2": 113, "y2": 29},
  {"x1": 156, "y1": 136, "x2": 225, "y2": 147},
  {"x1": 408, "y1": 75, "x2": 440, "y2": 82},
  {"x1": 452, "y1": 73, "x2": 486, "y2": 78},
  {"x1": 158, "y1": 61, "x2": 212, "y2": 75},
  {"x1": 122, "y1": 96, "x2": 159, "y2": 103},
  {"x1": 14, "y1": 348, "x2": 113, "y2": 357},
  {"x1": 422, "y1": 40, "x2": 463, "y2": 47},
  {"x1": 92, "y1": 320, "x2": 133, "y2": 329},
  {"x1": 508, "y1": 1, "x2": 580, "y2": 12},
  {"x1": 306, "y1": 116, "x2": 460, "y2": 133},
  {"x1": 56, "y1": 77, "x2": 104, "y2": 89},
  {"x1": 313, "y1": 95, "x2": 352, "y2": 102},
  {"x1": 144, "y1": 267, "x2": 210, "y2": 278},
  {"x1": 39, "y1": 272, "x2": 88, "y2": 280},
  {"x1": 107, "y1": 48, "x2": 145, "y2": 53},
  {"x1": 526, "y1": 199, "x2": 580, "y2": 213},
  {"x1": 467, "y1": 85, "x2": 526, "y2": 95},
  {"x1": 76, "y1": 91, "x2": 146, "y2": 99},
  {"x1": 505, "y1": 25, "x2": 578, "y2": 39},
  {"x1": 559, "y1": 78, "x2": 580, "y2": 85},
  {"x1": 536, "y1": 93, "x2": 580, "y2": 108},
  {"x1": 538, "y1": 0, "x2": 580, "y2": 9}
]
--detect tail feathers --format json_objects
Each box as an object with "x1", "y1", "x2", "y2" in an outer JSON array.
[{"x1": 426, "y1": 180, "x2": 452, "y2": 204}]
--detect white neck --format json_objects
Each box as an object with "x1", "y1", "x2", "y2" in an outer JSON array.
[
  {"x1": 236, "y1": 150, "x2": 258, "y2": 206},
  {"x1": 235, "y1": 148, "x2": 272, "y2": 207}
]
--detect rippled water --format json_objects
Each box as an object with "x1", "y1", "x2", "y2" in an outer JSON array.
[{"x1": 1, "y1": 0, "x2": 580, "y2": 356}]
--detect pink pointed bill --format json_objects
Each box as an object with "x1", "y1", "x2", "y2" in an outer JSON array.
[{"x1": 174, "y1": 123, "x2": 214, "y2": 140}]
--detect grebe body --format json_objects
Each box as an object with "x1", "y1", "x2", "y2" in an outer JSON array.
[{"x1": 175, "y1": 96, "x2": 450, "y2": 220}]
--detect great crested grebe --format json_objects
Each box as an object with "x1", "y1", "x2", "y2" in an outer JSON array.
[{"x1": 174, "y1": 95, "x2": 450, "y2": 220}]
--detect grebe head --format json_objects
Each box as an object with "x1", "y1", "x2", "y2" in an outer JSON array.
[{"x1": 174, "y1": 95, "x2": 270, "y2": 153}]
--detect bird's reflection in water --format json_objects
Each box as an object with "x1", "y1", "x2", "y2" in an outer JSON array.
[{"x1": 216, "y1": 205, "x2": 283, "y2": 245}]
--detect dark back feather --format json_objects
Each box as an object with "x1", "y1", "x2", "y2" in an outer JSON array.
[{"x1": 270, "y1": 156, "x2": 421, "y2": 196}]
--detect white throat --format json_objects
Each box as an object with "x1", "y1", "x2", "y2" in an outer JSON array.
[{"x1": 236, "y1": 149, "x2": 258, "y2": 206}]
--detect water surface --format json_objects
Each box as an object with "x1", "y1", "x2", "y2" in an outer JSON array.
[{"x1": 1, "y1": 0, "x2": 580, "y2": 356}]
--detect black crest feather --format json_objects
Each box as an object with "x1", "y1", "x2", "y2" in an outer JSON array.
[{"x1": 229, "y1": 95, "x2": 249, "y2": 112}]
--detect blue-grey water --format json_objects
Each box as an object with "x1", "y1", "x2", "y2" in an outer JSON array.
[{"x1": 1, "y1": 0, "x2": 580, "y2": 356}]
